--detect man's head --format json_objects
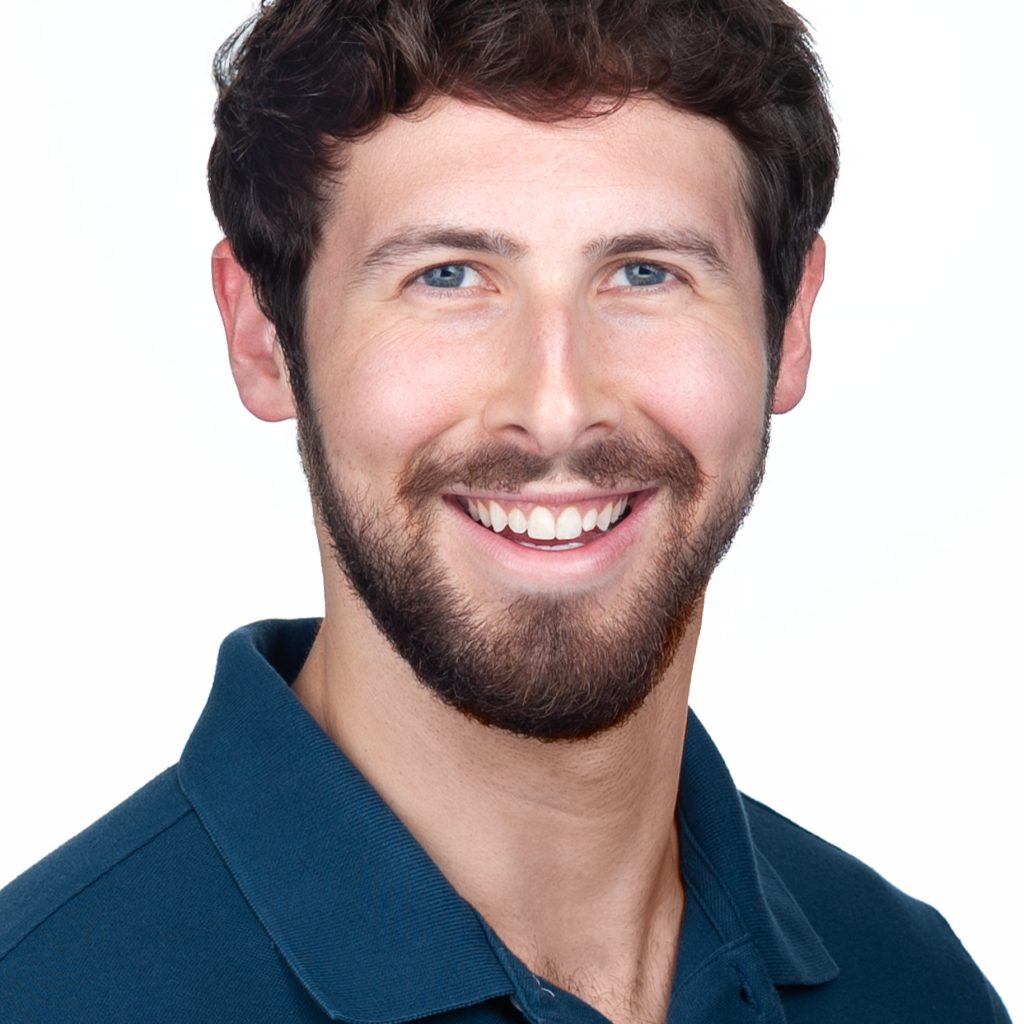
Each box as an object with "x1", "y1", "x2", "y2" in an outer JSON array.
[
  {"x1": 210, "y1": 1, "x2": 836, "y2": 740},
  {"x1": 209, "y1": 0, "x2": 837, "y2": 406}
]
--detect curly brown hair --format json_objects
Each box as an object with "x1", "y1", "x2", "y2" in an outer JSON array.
[{"x1": 208, "y1": 0, "x2": 838, "y2": 403}]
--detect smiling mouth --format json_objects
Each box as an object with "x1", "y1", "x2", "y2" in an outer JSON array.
[{"x1": 453, "y1": 493, "x2": 638, "y2": 551}]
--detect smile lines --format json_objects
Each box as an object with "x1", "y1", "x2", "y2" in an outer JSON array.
[{"x1": 459, "y1": 496, "x2": 631, "y2": 541}]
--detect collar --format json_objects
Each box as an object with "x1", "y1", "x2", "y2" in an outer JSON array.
[
  {"x1": 179, "y1": 619, "x2": 512, "y2": 1022},
  {"x1": 179, "y1": 619, "x2": 835, "y2": 1022},
  {"x1": 677, "y1": 715, "x2": 838, "y2": 987}
]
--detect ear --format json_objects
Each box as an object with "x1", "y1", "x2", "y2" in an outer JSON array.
[
  {"x1": 772, "y1": 234, "x2": 826, "y2": 414},
  {"x1": 212, "y1": 238, "x2": 297, "y2": 422}
]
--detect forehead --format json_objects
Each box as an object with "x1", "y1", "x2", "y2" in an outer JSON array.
[{"x1": 322, "y1": 97, "x2": 754, "y2": 271}]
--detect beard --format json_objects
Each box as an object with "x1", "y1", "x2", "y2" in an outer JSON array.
[{"x1": 298, "y1": 404, "x2": 768, "y2": 741}]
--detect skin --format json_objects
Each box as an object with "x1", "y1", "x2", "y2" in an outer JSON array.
[{"x1": 213, "y1": 98, "x2": 824, "y2": 1023}]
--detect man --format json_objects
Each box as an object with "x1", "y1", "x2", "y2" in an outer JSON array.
[{"x1": 0, "y1": 1, "x2": 1011, "y2": 1021}]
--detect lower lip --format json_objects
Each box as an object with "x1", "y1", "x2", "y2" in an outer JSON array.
[{"x1": 443, "y1": 490, "x2": 657, "y2": 588}]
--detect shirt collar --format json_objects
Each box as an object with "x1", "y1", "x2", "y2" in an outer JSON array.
[
  {"x1": 179, "y1": 619, "x2": 512, "y2": 1023},
  {"x1": 179, "y1": 619, "x2": 835, "y2": 1022},
  {"x1": 677, "y1": 715, "x2": 839, "y2": 987}
]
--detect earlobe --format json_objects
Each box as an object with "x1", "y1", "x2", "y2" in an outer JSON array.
[
  {"x1": 772, "y1": 234, "x2": 825, "y2": 414},
  {"x1": 212, "y1": 238, "x2": 297, "y2": 423}
]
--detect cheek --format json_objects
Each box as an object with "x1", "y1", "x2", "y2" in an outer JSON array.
[
  {"x1": 307, "y1": 318, "x2": 486, "y2": 480},
  {"x1": 306, "y1": 296, "x2": 769, "y2": 488},
  {"x1": 623, "y1": 323, "x2": 769, "y2": 472}
]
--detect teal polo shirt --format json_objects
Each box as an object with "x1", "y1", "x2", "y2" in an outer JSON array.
[{"x1": 0, "y1": 620, "x2": 1010, "y2": 1022}]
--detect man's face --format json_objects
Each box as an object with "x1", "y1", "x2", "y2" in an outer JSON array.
[{"x1": 298, "y1": 99, "x2": 782, "y2": 739}]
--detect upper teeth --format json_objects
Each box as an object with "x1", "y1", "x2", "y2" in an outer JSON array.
[{"x1": 462, "y1": 497, "x2": 630, "y2": 540}]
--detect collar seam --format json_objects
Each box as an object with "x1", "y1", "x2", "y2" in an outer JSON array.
[
  {"x1": 1, "y1": 803, "x2": 192, "y2": 965},
  {"x1": 176, "y1": 763, "x2": 339, "y2": 1020},
  {"x1": 678, "y1": 811, "x2": 751, "y2": 946},
  {"x1": 671, "y1": 934, "x2": 756, "y2": 994}
]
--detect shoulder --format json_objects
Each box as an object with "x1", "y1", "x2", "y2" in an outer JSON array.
[
  {"x1": 743, "y1": 792, "x2": 952, "y2": 938},
  {"x1": 0, "y1": 768, "x2": 319, "y2": 1023},
  {"x1": 742, "y1": 795, "x2": 1011, "y2": 1023},
  {"x1": 0, "y1": 767, "x2": 192, "y2": 961}
]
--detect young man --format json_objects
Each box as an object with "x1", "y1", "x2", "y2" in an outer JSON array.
[{"x1": 0, "y1": 1, "x2": 1011, "y2": 1021}]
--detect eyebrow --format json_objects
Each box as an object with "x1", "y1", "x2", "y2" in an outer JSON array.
[
  {"x1": 583, "y1": 229, "x2": 733, "y2": 279},
  {"x1": 354, "y1": 227, "x2": 526, "y2": 282},
  {"x1": 351, "y1": 223, "x2": 732, "y2": 282}
]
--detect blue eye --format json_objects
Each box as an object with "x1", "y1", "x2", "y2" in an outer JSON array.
[
  {"x1": 610, "y1": 262, "x2": 672, "y2": 287},
  {"x1": 418, "y1": 264, "x2": 483, "y2": 289}
]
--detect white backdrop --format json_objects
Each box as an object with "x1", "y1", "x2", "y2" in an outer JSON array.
[{"x1": 1, "y1": 1, "x2": 1020, "y2": 1015}]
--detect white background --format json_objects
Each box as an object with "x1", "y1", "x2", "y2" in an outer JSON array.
[{"x1": 1, "y1": 1, "x2": 1020, "y2": 1015}]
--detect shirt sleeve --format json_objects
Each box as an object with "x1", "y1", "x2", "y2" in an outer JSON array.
[{"x1": 987, "y1": 979, "x2": 1012, "y2": 1023}]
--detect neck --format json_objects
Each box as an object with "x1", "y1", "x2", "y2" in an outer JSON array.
[{"x1": 294, "y1": 590, "x2": 699, "y2": 1024}]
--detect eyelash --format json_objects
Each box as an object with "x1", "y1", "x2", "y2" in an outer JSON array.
[
  {"x1": 408, "y1": 262, "x2": 488, "y2": 295},
  {"x1": 406, "y1": 259, "x2": 685, "y2": 295},
  {"x1": 605, "y1": 260, "x2": 682, "y2": 292}
]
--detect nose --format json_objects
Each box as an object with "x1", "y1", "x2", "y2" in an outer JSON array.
[{"x1": 482, "y1": 299, "x2": 623, "y2": 456}]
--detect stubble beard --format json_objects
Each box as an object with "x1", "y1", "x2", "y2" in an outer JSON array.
[{"x1": 297, "y1": 403, "x2": 768, "y2": 741}]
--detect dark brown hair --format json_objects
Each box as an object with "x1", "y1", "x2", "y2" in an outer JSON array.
[{"x1": 208, "y1": 0, "x2": 838, "y2": 401}]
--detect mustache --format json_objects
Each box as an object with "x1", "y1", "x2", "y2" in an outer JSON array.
[{"x1": 397, "y1": 434, "x2": 705, "y2": 504}]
